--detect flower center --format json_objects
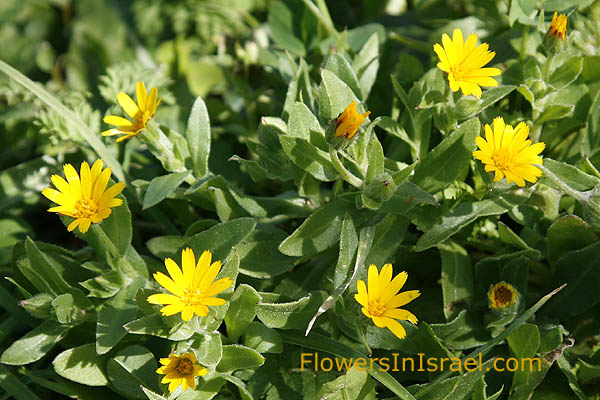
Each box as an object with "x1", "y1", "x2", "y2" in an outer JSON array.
[
  {"x1": 182, "y1": 288, "x2": 204, "y2": 307},
  {"x1": 450, "y1": 65, "x2": 464, "y2": 82},
  {"x1": 491, "y1": 147, "x2": 514, "y2": 170},
  {"x1": 176, "y1": 359, "x2": 193, "y2": 375},
  {"x1": 73, "y1": 198, "x2": 98, "y2": 219},
  {"x1": 367, "y1": 300, "x2": 386, "y2": 317},
  {"x1": 493, "y1": 286, "x2": 514, "y2": 306}
]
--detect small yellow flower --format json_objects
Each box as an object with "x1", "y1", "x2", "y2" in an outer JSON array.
[
  {"x1": 41, "y1": 160, "x2": 125, "y2": 234},
  {"x1": 548, "y1": 12, "x2": 567, "y2": 40},
  {"x1": 434, "y1": 28, "x2": 502, "y2": 98},
  {"x1": 473, "y1": 117, "x2": 545, "y2": 187},
  {"x1": 147, "y1": 248, "x2": 233, "y2": 321},
  {"x1": 335, "y1": 101, "x2": 371, "y2": 139},
  {"x1": 354, "y1": 264, "x2": 420, "y2": 339},
  {"x1": 488, "y1": 282, "x2": 517, "y2": 309},
  {"x1": 156, "y1": 352, "x2": 207, "y2": 392},
  {"x1": 102, "y1": 81, "x2": 161, "y2": 142}
]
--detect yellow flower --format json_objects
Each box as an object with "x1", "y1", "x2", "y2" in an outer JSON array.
[
  {"x1": 488, "y1": 282, "x2": 517, "y2": 309},
  {"x1": 102, "y1": 81, "x2": 161, "y2": 142},
  {"x1": 41, "y1": 160, "x2": 125, "y2": 234},
  {"x1": 147, "y1": 248, "x2": 233, "y2": 321},
  {"x1": 354, "y1": 264, "x2": 420, "y2": 339},
  {"x1": 548, "y1": 12, "x2": 567, "y2": 40},
  {"x1": 473, "y1": 117, "x2": 545, "y2": 187},
  {"x1": 434, "y1": 28, "x2": 502, "y2": 99},
  {"x1": 335, "y1": 101, "x2": 371, "y2": 139},
  {"x1": 156, "y1": 352, "x2": 207, "y2": 392}
]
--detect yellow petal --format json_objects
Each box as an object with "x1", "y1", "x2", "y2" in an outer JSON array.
[
  {"x1": 153, "y1": 271, "x2": 184, "y2": 297},
  {"x1": 117, "y1": 92, "x2": 140, "y2": 119},
  {"x1": 385, "y1": 318, "x2": 407, "y2": 339},
  {"x1": 136, "y1": 81, "x2": 147, "y2": 112},
  {"x1": 181, "y1": 248, "x2": 196, "y2": 288}
]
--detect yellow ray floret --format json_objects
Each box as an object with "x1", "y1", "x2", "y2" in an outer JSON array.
[
  {"x1": 335, "y1": 101, "x2": 371, "y2": 139},
  {"x1": 354, "y1": 264, "x2": 420, "y2": 339},
  {"x1": 156, "y1": 352, "x2": 207, "y2": 392},
  {"x1": 434, "y1": 28, "x2": 502, "y2": 99},
  {"x1": 102, "y1": 81, "x2": 162, "y2": 142},
  {"x1": 41, "y1": 159, "x2": 125, "y2": 234},
  {"x1": 548, "y1": 12, "x2": 567, "y2": 40},
  {"x1": 147, "y1": 248, "x2": 233, "y2": 321},
  {"x1": 473, "y1": 117, "x2": 545, "y2": 187}
]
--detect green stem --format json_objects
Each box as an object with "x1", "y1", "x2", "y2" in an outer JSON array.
[{"x1": 329, "y1": 148, "x2": 364, "y2": 188}]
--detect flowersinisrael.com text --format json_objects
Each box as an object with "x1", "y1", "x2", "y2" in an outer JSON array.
[{"x1": 300, "y1": 353, "x2": 542, "y2": 373}]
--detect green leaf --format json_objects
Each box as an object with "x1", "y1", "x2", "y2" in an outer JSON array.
[
  {"x1": 577, "y1": 359, "x2": 600, "y2": 385},
  {"x1": 191, "y1": 332, "x2": 222, "y2": 366},
  {"x1": 51, "y1": 293, "x2": 74, "y2": 324},
  {"x1": 455, "y1": 86, "x2": 516, "y2": 120},
  {"x1": 186, "y1": 96, "x2": 211, "y2": 177},
  {"x1": 215, "y1": 345, "x2": 265, "y2": 372},
  {"x1": 244, "y1": 322, "x2": 283, "y2": 354},
  {"x1": 333, "y1": 213, "x2": 359, "y2": 290},
  {"x1": 280, "y1": 135, "x2": 338, "y2": 181},
  {"x1": 282, "y1": 331, "x2": 416, "y2": 400},
  {"x1": 541, "y1": 158, "x2": 600, "y2": 193},
  {"x1": 146, "y1": 235, "x2": 188, "y2": 259},
  {"x1": 142, "y1": 171, "x2": 190, "y2": 210},
  {"x1": 438, "y1": 242, "x2": 473, "y2": 321},
  {"x1": 237, "y1": 227, "x2": 299, "y2": 278},
  {"x1": 106, "y1": 345, "x2": 159, "y2": 399},
  {"x1": 549, "y1": 56, "x2": 583, "y2": 89},
  {"x1": 256, "y1": 291, "x2": 328, "y2": 329},
  {"x1": 183, "y1": 217, "x2": 257, "y2": 262},
  {"x1": 412, "y1": 117, "x2": 479, "y2": 194},
  {"x1": 1, "y1": 319, "x2": 70, "y2": 365},
  {"x1": 544, "y1": 242, "x2": 600, "y2": 318},
  {"x1": 508, "y1": 323, "x2": 540, "y2": 358},
  {"x1": 268, "y1": 2, "x2": 305, "y2": 56},
  {"x1": 319, "y1": 69, "x2": 360, "y2": 122},
  {"x1": 354, "y1": 32, "x2": 379, "y2": 99},
  {"x1": 317, "y1": 365, "x2": 376, "y2": 400},
  {"x1": 287, "y1": 101, "x2": 325, "y2": 146},
  {"x1": 547, "y1": 215, "x2": 599, "y2": 263},
  {"x1": 324, "y1": 53, "x2": 362, "y2": 99},
  {"x1": 0, "y1": 364, "x2": 42, "y2": 400},
  {"x1": 96, "y1": 277, "x2": 145, "y2": 354},
  {"x1": 430, "y1": 310, "x2": 490, "y2": 350},
  {"x1": 416, "y1": 196, "x2": 525, "y2": 251},
  {"x1": 221, "y1": 375, "x2": 253, "y2": 400},
  {"x1": 124, "y1": 315, "x2": 195, "y2": 341},
  {"x1": 141, "y1": 387, "x2": 167, "y2": 400},
  {"x1": 53, "y1": 343, "x2": 109, "y2": 386},
  {"x1": 279, "y1": 198, "x2": 353, "y2": 257},
  {"x1": 363, "y1": 214, "x2": 409, "y2": 267},
  {"x1": 225, "y1": 284, "x2": 262, "y2": 342},
  {"x1": 537, "y1": 104, "x2": 574, "y2": 124}
]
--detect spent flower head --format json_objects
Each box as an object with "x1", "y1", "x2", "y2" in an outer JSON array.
[
  {"x1": 102, "y1": 81, "x2": 161, "y2": 142},
  {"x1": 354, "y1": 264, "x2": 420, "y2": 339},
  {"x1": 548, "y1": 12, "x2": 567, "y2": 40},
  {"x1": 335, "y1": 101, "x2": 371, "y2": 139},
  {"x1": 473, "y1": 117, "x2": 545, "y2": 187},
  {"x1": 434, "y1": 28, "x2": 501, "y2": 99},
  {"x1": 488, "y1": 281, "x2": 517, "y2": 309},
  {"x1": 147, "y1": 248, "x2": 233, "y2": 321},
  {"x1": 156, "y1": 352, "x2": 207, "y2": 392},
  {"x1": 41, "y1": 160, "x2": 125, "y2": 233}
]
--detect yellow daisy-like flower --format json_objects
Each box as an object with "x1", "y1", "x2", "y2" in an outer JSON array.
[
  {"x1": 156, "y1": 352, "x2": 207, "y2": 392},
  {"x1": 354, "y1": 264, "x2": 420, "y2": 339},
  {"x1": 548, "y1": 12, "x2": 567, "y2": 40},
  {"x1": 433, "y1": 28, "x2": 502, "y2": 99},
  {"x1": 472, "y1": 117, "x2": 545, "y2": 187},
  {"x1": 41, "y1": 160, "x2": 125, "y2": 234},
  {"x1": 488, "y1": 281, "x2": 517, "y2": 309},
  {"x1": 102, "y1": 81, "x2": 162, "y2": 142},
  {"x1": 147, "y1": 248, "x2": 233, "y2": 321},
  {"x1": 335, "y1": 101, "x2": 371, "y2": 139}
]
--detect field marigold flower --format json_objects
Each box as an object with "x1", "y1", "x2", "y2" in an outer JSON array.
[
  {"x1": 548, "y1": 12, "x2": 567, "y2": 40},
  {"x1": 156, "y1": 352, "x2": 207, "y2": 392},
  {"x1": 41, "y1": 160, "x2": 125, "y2": 234},
  {"x1": 488, "y1": 282, "x2": 517, "y2": 309},
  {"x1": 335, "y1": 101, "x2": 371, "y2": 139},
  {"x1": 434, "y1": 28, "x2": 501, "y2": 99},
  {"x1": 473, "y1": 117, "x2": 545, "y2": 187},
  {"x1": 147, "y1": 248, "x2": 232, "y2": 321},
  {"x1": 102, "y1": 81, "x2": 161, "y2": 142},
  {"x1": 354, "y1": 264, "x2": 420, "y2": 339}
]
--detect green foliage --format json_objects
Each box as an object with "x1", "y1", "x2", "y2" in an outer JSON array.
[{"x1": 1, "y1": 0, "x2": 600, "y2": 399}]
